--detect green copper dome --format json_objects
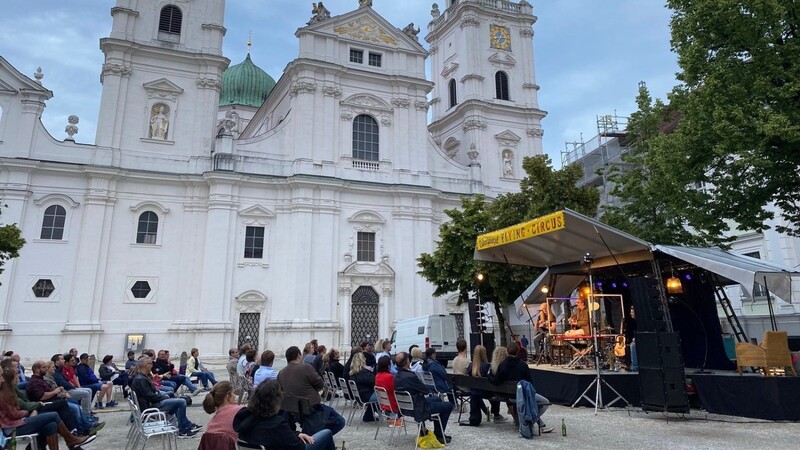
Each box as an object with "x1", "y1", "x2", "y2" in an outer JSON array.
[{"x1": 219, "y1": 54, "x2": 276, "y2": 108}]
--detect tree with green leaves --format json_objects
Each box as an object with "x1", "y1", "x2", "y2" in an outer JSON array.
[
  {"x1": 667, "y1": 0, "x2": 800, "y2": 236},
  {"x1": 418, "y1": 155, "x2": 599, "y2": 345},
  {"x1": 0, "y1": 205, "x2": 25, "y2": 285}
]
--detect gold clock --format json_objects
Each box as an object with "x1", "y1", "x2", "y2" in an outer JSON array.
[{"x1": 490, "y1": 25, "x2": 511, "y2": 50}]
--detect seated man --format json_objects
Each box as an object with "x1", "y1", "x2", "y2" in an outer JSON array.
[
  {"x1": 51, "y1": 353, "x2": 94, "y2": 417},
  {"x1": 277, "y1": 346, "x2": 345, "y2": 437},
  {"x1": 76, "y1": 353, "x2": 116, "y2": 408},
  {"x1": 131, "y1": 357, "x2": 202, "y2": 438},
  {"x1": 490, "y1": 343, "x2": 552, "y2": 433},
  {"x1": 567, "y1": 297, "x2": 591, "y2": 336},
  {"x1": 186, "y1": 348, "x2": 217, "y2": 391},
  {"x1": 26, "y1": 360, "x2": 105, "y2": 436},
  {"x1": 253, "y1": 350, "x2": 278, "y2": 387},
  {"x1": 394, "y1": 352, "x2": 452, "y2": 445},
  {"x1": 421, "y1": 348, "x2": 454, "y2": 403},
  {"x1": 152, "y1": 350, "x2": 197, "y2": 395}
]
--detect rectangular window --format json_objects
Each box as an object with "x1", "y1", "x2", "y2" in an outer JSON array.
[
  {"x1": 244, "y1": 226, "x2": 265, "y2": 259},
  {"x1": 349, "y1": 49, "x2": 363, "y2": 64},
  {"x1": 368, "y1": 52, "x2": 382, "y2": 67},
  {"x1": 357, "y1": 231, "x2": 375, "y2": 262}
]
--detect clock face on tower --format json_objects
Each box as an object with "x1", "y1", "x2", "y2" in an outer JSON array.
[{"x1": 490, "y1": 25, "x2": 511, "y2": 50}]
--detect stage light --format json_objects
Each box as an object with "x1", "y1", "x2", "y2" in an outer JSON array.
[
  {"x1": 622, "y1": 282, "x2": 628, "y2": 288},
  {"x1": 666, "y1": 276, "x2": 683, "y2": 294},
  {"x1": 541, "y1": 285, "x2": 549, "y2": 294},
  {"x1": 580, "y1": 285, "x2": 592, "y2": 297},
  {"x1": 611, "y1": 282, "x2": 618, "y2": 289},
  {"x1": 596, "y1": 281, "x2": 603, "y2": 288},
  {"x1": 684, "y1": 273, "x2": 692, "y2": 281}
]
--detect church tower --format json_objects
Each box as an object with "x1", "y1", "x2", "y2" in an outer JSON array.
[
  {"x1": 95, "y1": 0, "x2": 229, "y2": 171},
  {"x1": 426, "y1": 0, "x2": 546, "y2": 190}
]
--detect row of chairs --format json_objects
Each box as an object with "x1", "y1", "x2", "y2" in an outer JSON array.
[{"x1": 125, "y1": 390, "x2": 180, "y2": 450}]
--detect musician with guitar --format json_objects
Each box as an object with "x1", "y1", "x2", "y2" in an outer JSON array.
[
  {"x1": 533, "y1": 303, "x2": 556, "y2": 356},
  {"x1": 566, "y1": 297, "x2": 590, "y2": 336}
]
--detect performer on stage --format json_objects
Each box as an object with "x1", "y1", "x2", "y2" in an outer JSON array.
[
  {"x1": 567, "y1": 297, "x2": 590, "y2": 336},
  {"x1": 533, "y1": 303, "x2": 556, "y2": 355}
]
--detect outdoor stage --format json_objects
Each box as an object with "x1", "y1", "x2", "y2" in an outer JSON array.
[
  {"x1": 529, "y1": 363, "x2": 800, "y2": 421},
  {"x1": 528, "y1": 364, "x2": 641, "y2": 407}
]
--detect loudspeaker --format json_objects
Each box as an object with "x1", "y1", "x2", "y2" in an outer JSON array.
[
  {"x1": 629, "y1": 277, "x2": 668, "y2": 332},
  {"x1": 635, "y1": 331, "x2": 689, "y2": 413},
  {"x1": 469, "y1": 332, "x2": 495, "y2": 361},
  {"x1": 639, "y1": 368, "x2": 688, "y2": 413}
]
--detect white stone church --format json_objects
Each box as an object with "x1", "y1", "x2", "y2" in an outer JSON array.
[{"x1": 0, "y1": 0, "x2": 545, "y2": 358}]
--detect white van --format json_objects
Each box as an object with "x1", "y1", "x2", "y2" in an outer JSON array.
[{"x1": 390, "y1": 315, "x2": 459, "y2": 365}]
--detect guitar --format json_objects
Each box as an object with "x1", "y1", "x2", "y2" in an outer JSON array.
[{"x1": 614, "y1": 335, "x2": 626, "y2": 357}]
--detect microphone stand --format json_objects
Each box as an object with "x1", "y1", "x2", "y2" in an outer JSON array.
[{"x1": 572, "y1": 253, "x2": 630, "y2": 414}]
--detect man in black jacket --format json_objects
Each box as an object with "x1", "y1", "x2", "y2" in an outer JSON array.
[
  {"x1": 130, "y1": 357, "x2": 201, "y2": 438},
  {"x1": 394, "y1": 352, "x2": 452, "y2": 445},
  {"x1": 490, "y1": 343, "x2": 552, "y2": 433}
]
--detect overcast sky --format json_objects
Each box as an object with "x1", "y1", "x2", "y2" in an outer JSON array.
[{"x1": 0, "y1": 0, "x2": 678, "y2": 166}]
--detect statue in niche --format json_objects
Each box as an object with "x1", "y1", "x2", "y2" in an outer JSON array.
[
  {"x1": 359, "y1": 0, "x2": 373, "y2": 7},
  {"x1": 149, "y1": 104, "x2": 170, "y2": 140},
  {"x1": 503, "y1": 151, "x2": 514, "y2": 177},
  {"x1": 309, "y1": 2, "x2": 331, "y2": 24},
  {"x1": 403, "y1": 23, "x2": 421, "y2": 40}
]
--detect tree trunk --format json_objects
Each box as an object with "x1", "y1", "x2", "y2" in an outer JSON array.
[{"x1": 493, "y1": 302, "x2": 508, "y2": 347}]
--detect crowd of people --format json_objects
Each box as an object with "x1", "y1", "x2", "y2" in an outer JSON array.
[{"x1": 2, "y1": 337, "x2": 554, "y2": 449}]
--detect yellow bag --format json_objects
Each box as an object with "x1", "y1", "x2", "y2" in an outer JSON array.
[{"x1": 416, "y1": 430, "x2": 445, "y2": 448}]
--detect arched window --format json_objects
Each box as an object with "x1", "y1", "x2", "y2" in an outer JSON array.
[
  {"x1": 136, "y1": 211, "x2": 159, "y2": 244},
  {"x1": 448, "y1": 79, "x2": 458, "y2": 108},
  {"x1": 40, "y1": 205, "x2": 66, "y2": 240},
  {"x1": 495, "y1": 71, "x2": 510, "y2": 100},
  {"x1": 352, "y1": 115, "x2": 379, "y2": 161},
  {"x1": 158, "y1": 5, "x2": 183, "y2": 35}
]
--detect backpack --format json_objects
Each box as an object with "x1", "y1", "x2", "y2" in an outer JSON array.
[{"x1": 516, "y1": 380, "x2": 539, "y2": 439}]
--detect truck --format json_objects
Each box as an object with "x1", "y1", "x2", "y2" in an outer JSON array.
[{"x1": 390, "y1": 314, "x2": 459, "y2": 365}]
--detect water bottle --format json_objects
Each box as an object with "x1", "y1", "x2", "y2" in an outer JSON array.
[
  {"x1": 561, "y1": 418, "x2": 567, "y2": 437},
  {"x1": 8, "y1": 429, "x2": 17, "y2": 450}
]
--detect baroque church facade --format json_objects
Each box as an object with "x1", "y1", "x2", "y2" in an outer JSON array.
[{"x1": 0, "y1": 0, "x2": 545, "y2": 358}]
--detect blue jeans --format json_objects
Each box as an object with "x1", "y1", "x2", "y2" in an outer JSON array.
[
  {"x1": 169, "y1": 374, "x2": 196, "y2": 392},
  {"x1": 191, "y1": 371, "x2": 217, "y2": 388},
  {"x1": 306, "y1": 429, "x2": 335, "y2": 450},
  {"x1": 159, "y1": 398, "x2": 192, "y2": 432},
  {"x1": 425, "y1": 396, "x2": 452, "y2": 437},
  {"x1": 631, "y1": 341, "x2": 639, "y2": 371},
  {"x1": 14, "y1": 411, "x2": 59, "y2": 446}
]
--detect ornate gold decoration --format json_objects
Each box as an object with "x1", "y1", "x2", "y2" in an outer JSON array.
[
  {"x1": 334, "y1": 17, "x2": 399, "y2": 46},
  {"x1": 490, "y1": 24, "x2": 511, "y2": 50}
]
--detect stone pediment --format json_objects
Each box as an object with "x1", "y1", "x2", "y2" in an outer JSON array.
[
  {"x1": 0, "y1": 78, "x2": 16, "y2": 94},
  {"x1": 341, "y1": 94, "x2": 392, "y2": 113},
  {"x1": 143, "y1": 78, "x2": 184, "y2": 95},
  {"x1": 494, "y1": 130, "x2": 522, "y2": 147},
  {"x1": 488, "y1": 52, "x2": 517, "y2": 68},
  {"x1": 0, "y1": 56, "x2": 52, "y2": 98},
  {"x1": 348, "y1": 210, "x2": 386, "y2": 224},
  {"x1": 239, "y1": 205, "x2": 275, "y2": 218},
  {"x1": 302, "y1": 7, "x2": 425, "y2": 53}
]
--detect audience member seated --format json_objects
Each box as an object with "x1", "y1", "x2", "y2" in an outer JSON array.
[
  {"x1": 452, "y1": 339, "x2": 469, "y2": 376},
  {"x1": 0, "y1": 365, "x2": 95, "y2": 449},
  {"x1": 465, "y1": 345, "x2": 503, "y2": 425},
  {"x1": 131, "y1": 357, "x2": 202, "y2": 439},
  {"x1": 302, "y1": 342, "x2": 316, "y2": 365},
  {"x1": 375, "y1": 341, "x2": 397, "y2": 374},
  {"x1": 374, "y1": 355, "x2": 400, "y2": 426},
  {"x1": 341, "y1": 346, "x2": 362, "y2": 383},
  {"x1": 490, "y1": 343, "x2": 552, "y2": 433},
  {"x1": 253, "y1": 351, "x2": 278, "y2": 387},
  {"x1": 237, "y1": 344, "x2": 252, "y2": 378},
  {"x1": 152, "y1": 350, "x2": 197, "y2": 395},
  {"x1": 25, "y1": 360, "x2": 104, "y2": 437},
  {"x1": 76, "y1": 353, "x2": 115, "y2": 408},
  {"x1": 202, "y1": 381, "x2": 243, "y2": 441},
  {"x1": 98, "y1": 355, "x2": 130, "y2": 400},
  {"x1": 410, "y1": 347, "x2": 425, "y2": 375},
  {"x1": 5, "y1": 352, "x2": 28, "y2": 390},
  {"x1": 242, "y1": 348, "x2": 259, "y2": 394},
  {"x1": 422, "y1": 348, "x2": 454, "y2": 403},
  {"x1": 277, "y1": 346, "x2": 345, "y2": 437},
  {"x1": 226, "y1": 348, "x2": 240, "y2": 390},
  {"x1": 187, "y1": 348, "x2": 218, "y2": 391},
  {"x1": 50, "y1": 354, "x2": 93, "y2": 418},
  {"x1": 322, "y1": 349, "x2": 344, "y2": 381},
  {"x1": 394, "y1": 352, "x2": 452, "y2": 445},
  {"x1": 361, "y1": 341, "x2": 377, "y2": 368},
  {"x1": 349, "y1": 352, "x2": 376, "y2": 422},
  {"x1": 311, "y1": 345, "x2": 327, "y2": 375},
  {"x1": 233, "y1": 379, "x2": 334, "y2": 450},
  {"x1": 124, "y1": 351, "x2": 138, "y2": 373}
]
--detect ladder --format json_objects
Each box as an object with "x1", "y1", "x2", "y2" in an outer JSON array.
[{"x1": 711, "y1": 274, "x2": 748, "y2": 343}]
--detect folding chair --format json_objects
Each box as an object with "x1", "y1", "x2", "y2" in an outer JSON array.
[
  {"x1": 325, "y1": 372, "x2": 343, "y2": 410},
  {"x1": 374, "y1": 386, "x2": 406, "y2": 443},
  {"x1": 346, "y1": 379, "x2": 380, "y2": 430},
  {"x1": 394, "y1": 390, "x2": 446, "y2": 450},
  {"x1": 236, "y1": 439, "x2": 267, "y2": 450},
  {"x1": 13, "y1": 434, "x2": 39, "y2": 450},
  {"x1": 125, "y1": 398, "x2": 179, "y2": 450}
]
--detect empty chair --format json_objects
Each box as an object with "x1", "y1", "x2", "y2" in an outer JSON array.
[{"x1": 394, "y1": 390, "x2": 446, "y2": 450}]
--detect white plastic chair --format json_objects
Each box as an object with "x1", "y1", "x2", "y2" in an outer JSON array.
[
  {"x1": 125, "y1": 396, "x2": 179, "y2": 450},
  {"x1": 375, "y1": 386, "x2": 406, "y2": 443},
  {"x1": 14, "y1": 434, "x2": 40, "y2": 450},
  {"x1": 346, "y1": 379, "x2": 380, "y2": 430}
]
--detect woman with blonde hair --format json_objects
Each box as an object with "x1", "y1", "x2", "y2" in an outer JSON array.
[
  {"x1": 465, "y1": 345, "x2": 506, "y2": 425},
  {"x1": 489, "y1": 346, "x2": 508, "y2": 376},
  {"x1": 349, "y1": 352, "x2": 377, "y2": 422},
  {"x1": 202, "y1": 381, "x2": 242, "y2": 441}
]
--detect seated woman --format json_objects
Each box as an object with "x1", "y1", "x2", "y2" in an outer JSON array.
[
  {"x1": 465, "y1": 345, "x2": 505, "y2": 425},
  {"x1": 233, "y1": 379, "x2": 334, "y2": 450},
  {"x1": 188, "y1": 348, "x2": 218, "y2": 391},
  {"x1": 202, "y1": 381, "x2": 242, "y2": 441},
  {"x1": 349, "y1": 352, "x2": 377, "y2": 422},
  {"x1": 98, "y1": 355, "x2": 130, "y2": 398},
  {"x1": 373, "y1": 355, "x2": 400, "y2": 426},
  {"x1": 0, "y1": 366, "x2": 94, "y2": 449}
]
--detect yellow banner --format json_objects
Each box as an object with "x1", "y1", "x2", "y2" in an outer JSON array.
[{"x1": 476, "y1": 211, "x2": 565, "y2": 250}]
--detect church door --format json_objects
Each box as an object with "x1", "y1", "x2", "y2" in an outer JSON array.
[
  {"x1": 237, "y1": 312, "x2": 260, "y2": 350},
  {"x1": 350, "y1": 286, "x2": 379, "y2": 347}
]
